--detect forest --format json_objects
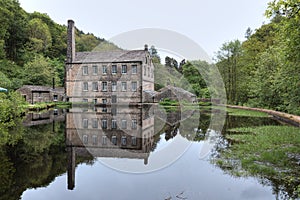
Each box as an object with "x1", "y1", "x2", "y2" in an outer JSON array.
[{"x1": 215, "y1": 0, "x2": 300, "y2": 114}]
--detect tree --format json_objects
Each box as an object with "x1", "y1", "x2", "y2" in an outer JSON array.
[
  {"x1": 149, "y1": 45, "x2": 161, "y2": 64},
  {"x1": 23, "y1": 55, "x2": 59, "y2": 86},
  {"x1": 27, "y1": 18, "x2": 52, "y2": 53},
  {"x1": 216, "y1": 40, "x2": 242, "y2": 104},
  {"x1": 266, "y1": 0, "x2": 300, "y2": 18}
]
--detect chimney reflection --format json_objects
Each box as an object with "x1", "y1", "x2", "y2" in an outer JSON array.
[{"x1": 65, "y1": 105, "x2": 155, "y2": 190}]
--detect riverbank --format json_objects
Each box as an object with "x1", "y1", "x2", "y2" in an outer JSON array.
[
  {"x1": 226, "y1": 105, "x2": 300, "y2": 127},
  {"x1": 25, "y1": 102, "x2": 71, "y2": 111}
]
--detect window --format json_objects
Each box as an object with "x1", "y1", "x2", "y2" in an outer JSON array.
[
  {"x1": 121, "y1": 82, "x2": 127, "y2": 91},
  {"x1": 112, "y1": 65, "x2": 117, "y2": 74},
  {"x1": 112, "y1": 81, "x2": 117, "y2": 92},
  {"x1": 112, "y1": 95, "x2": 117, "y2": 103},
  {"x1": 102, "y1": 99, "x2": 107, "y2": 104},
  {"x1": 148, "y1": 67, "x2": 150, "y2": 77},
  {"x1": 83, "y1": 119, "x2": 88, "y2": 128},
  {"x1": 102, "y1": 107, "x2": 107, "y2": 113},
  {"x1": 151, "y1": 68, "x2": 153, "y2": 78},
  {"x1": 83, "y1": 135, "x2": 88, "y2": 144},
  {"x1": 132, "y1": 119, "x2": 137, "y2": 129},
  {"x1": 102, "y1": 65, "x2": 107, "y2": 74},
  {"x1": 92, "y1": 82, "x2": 98, "y2": 91},
  {"x1": 102, "y1": 119, "x2": 107, "y2": 129},
  {"x1": 121, "y1": 120, "x2": 127, "y2": 129},
  {"x1": 132, "y1": 65, "x2": 137, "y2": 74},
  {"x1": 53, "y1": 95, "x2": 58, "y2": 101},
  {"x1": 102, "y1": 136, "x2": 107, "y2": 145},
  {"x1": 83, "y1": 66, "x2": 88, "y2": 75},
  {"x1": 112, "y1": 119, "x2": 117, "y2": 129},
  {"x1": 121, "y1": 136, "x2": 127, "y2": 146},
  {"x1": 92, "y1": 65, "x2": 98, "y2": 75},
  {"x1": 83, "y1": 82, "x2": 88, "y2": 91},
  {"x1": 112, "y1": 136, "x2": 117, "y2": 145},
  {"x1": 131, "y1": 81, "x2": 137, "y2": 92},
  {"x1": 131, "y1": 137, "x2": 137, "y2": 146},
  {"x1": 92, "y1": 135, "x2": 98, "y2": 145},
  {"x1": 92, "y1": 118, "x2": 98, "y2": 128},
  {"x1": 93, "y1": 99, "x2": 97, "y2": 104},
  {"x1": 144, "y1": 66, "x2": 146, "y2": 76},
  {"x1": 112, "y1": 107, "x2": 117, "y2": 115},
  {"x1": 83, "y1": 98, "x2": 88, "y2": 103},
  {"x1": 122, "y1": 65, "x2": 127, "y2": 74},
  {"x1": 102, "y1": 82, "x2": 107, "y2": 91}
]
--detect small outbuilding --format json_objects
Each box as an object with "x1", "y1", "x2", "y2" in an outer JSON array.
[{"x1": 17, "y1": 85, "x2": 64, "y2": 104}]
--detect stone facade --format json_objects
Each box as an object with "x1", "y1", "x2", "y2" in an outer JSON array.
[
  {"x1": 65, "y1": 20, "x2": 154, "y2": 104},
  {"x1": 17, "y1": 85, "x2": 64, "y2": 104}
]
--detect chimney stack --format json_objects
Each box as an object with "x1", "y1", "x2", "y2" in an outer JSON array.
[
  {"x1": 67, "y1": 20, "x2": 75, "y2": 63},
  {"x1": 144, "y1": 44, "x2": 148, "y2": 51}
]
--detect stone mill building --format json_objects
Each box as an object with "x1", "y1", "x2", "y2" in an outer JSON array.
[{"x1": 65, "y1": 20, "x2": 155, "y2": 104}]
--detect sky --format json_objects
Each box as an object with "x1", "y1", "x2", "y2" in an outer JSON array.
[{"x1": 18, "y1": 0, "x2": 271, "y2": 60}]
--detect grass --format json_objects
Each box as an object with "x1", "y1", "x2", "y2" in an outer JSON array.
[
  {"x1": 214, "y1": 125, "x2": 300, "y2": 198},
  {"x1": 226, "y1": 107, "x2": 269, "y2": 117},
  {"x1": 26, "y1": 102, "x2": 71, "y2": 111}
]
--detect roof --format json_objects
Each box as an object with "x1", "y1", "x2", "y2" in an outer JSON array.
[
  {"x1": 18, "y1": 85, "x2": 64, "y2": 92},
  {"x1": 158, "y1": 85, "x2": 196, "y2": 97},
  {"x1": 0, "y1": 87, "x2": 8, "y2": 92},
  {"x1": 73, "y1": 50, "x2": 147, "y2": 63}
]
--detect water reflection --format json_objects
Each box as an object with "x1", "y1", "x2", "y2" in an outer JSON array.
[
  {"x1": 66, "y1": 105, "x2": 156, "y2": 189},
  {"x1": 1, "y1": 106, "x2": 298, "y2": 200}
]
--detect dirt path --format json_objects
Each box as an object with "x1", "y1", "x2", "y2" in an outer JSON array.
[{"x1": 227, "y1": 105, "x2": 300, "y2": 127}]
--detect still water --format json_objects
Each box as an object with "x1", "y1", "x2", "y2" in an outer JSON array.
[{"x1": 0, "y1": 105, "x2": 293, "y2": 200}]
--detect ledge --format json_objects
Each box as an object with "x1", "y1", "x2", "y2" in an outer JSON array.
[{"x1": 226, "y1": 105, "x2": 300, "y2": 127}]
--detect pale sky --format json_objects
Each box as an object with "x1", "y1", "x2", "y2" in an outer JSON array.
[{"x1": 19, "y1": 0, "x2": 270, "y2": 59}]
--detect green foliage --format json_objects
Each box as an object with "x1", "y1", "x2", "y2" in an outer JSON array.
[
  {"x1": 0, "y1": 1, "x2": 119, "y2": 90},
  {"x1": 0, "y1": 91, "x2": 26, "y2": 145},
  {"x1": 215, "y1": 6, "x2": 300, "y2": 114},
  {"x1": 149, "y1": 45, "x2": 161, "y2": 64},
  {"x1": 23, "y1": 55, "x2": 59, "y2": 86},
  {"x1": 216, "y1": 125, "x2": 300, "y2": 199}
]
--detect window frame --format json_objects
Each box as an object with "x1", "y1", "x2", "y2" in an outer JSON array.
[
  {"x1": 131, "y1": 81, "x2": 137, "y2": 92},
  {"x1": 132, "y1": 65, "x2": 137, "y2": 74},
  {"x1": 102, "y1": 65, "x2": 107, "y2": 74},
  {"x1": 83, "y1": 82, "x2": 88, "y2": 91},
  {"x1": 112, "y1": 65, "x2": 117, "y2": 74},
  {"x1": 101, "y1": 119, "x2": 107, "y2": 129},
  {"x1": 92, "y1": 65, "x2": 98, "y2": 75},
  {"x1": 92, "y1": 82, "x2": 98, "y2": 91},
  {"x1": 121, "y1": 82, "x2": 127, "y2": 91},
  {"x1": 122, "y1": 65, "x2": 127, "y2": 74},
  {"x1": 112, "y1": 81, "x2": 117, "y2": 92},
  {"x1": 83, "y1": 66, "x2": 88, "y2": 75},
  {"x1": 102, "y1": 81, "x2": 108, "y2": 92}
]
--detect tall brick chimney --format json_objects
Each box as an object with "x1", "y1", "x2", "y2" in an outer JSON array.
[{"x1": 67, "y1": 20, "x2": 75, "y2": 63}]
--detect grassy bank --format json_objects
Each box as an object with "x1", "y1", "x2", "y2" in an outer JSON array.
[
  {"x1": 25, "y1": 102, "x2": 71, "y2": 111},
  {"x1": 215, "y1": 125, "x2": 300, "y2": 198}
]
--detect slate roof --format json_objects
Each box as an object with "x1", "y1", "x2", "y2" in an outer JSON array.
[
  {"x1": 73, "y1": 50, "x2": 147, "y2": 63},
  {"x1": 18, "y1": 85, "x2": 64, "y2": 92}
]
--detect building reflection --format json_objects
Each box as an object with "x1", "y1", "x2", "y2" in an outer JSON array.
[
  {"x1": 22, "y1": 109, "x2": 66, "y2": 127},
  {"x1": 66, "y1": 105, "x2": 155, "y2": 190}
]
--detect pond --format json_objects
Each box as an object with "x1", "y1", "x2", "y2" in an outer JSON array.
[{"x1": 0, "y1": 105, "x2": 299, "y2": 200}]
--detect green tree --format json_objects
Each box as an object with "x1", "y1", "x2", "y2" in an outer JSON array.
[
  {"x1": 23, "y1": 55, "x2": 58, "y2": 86},
  {"x1": 27, "y1": 18, "x2": 52, "y2": 53},
  {"x1": 149, "y1": 45, "x2": 161, "y2": 64},
  {"x1": 216, "y1": 40, "x2": 242, "y2": 104}
]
